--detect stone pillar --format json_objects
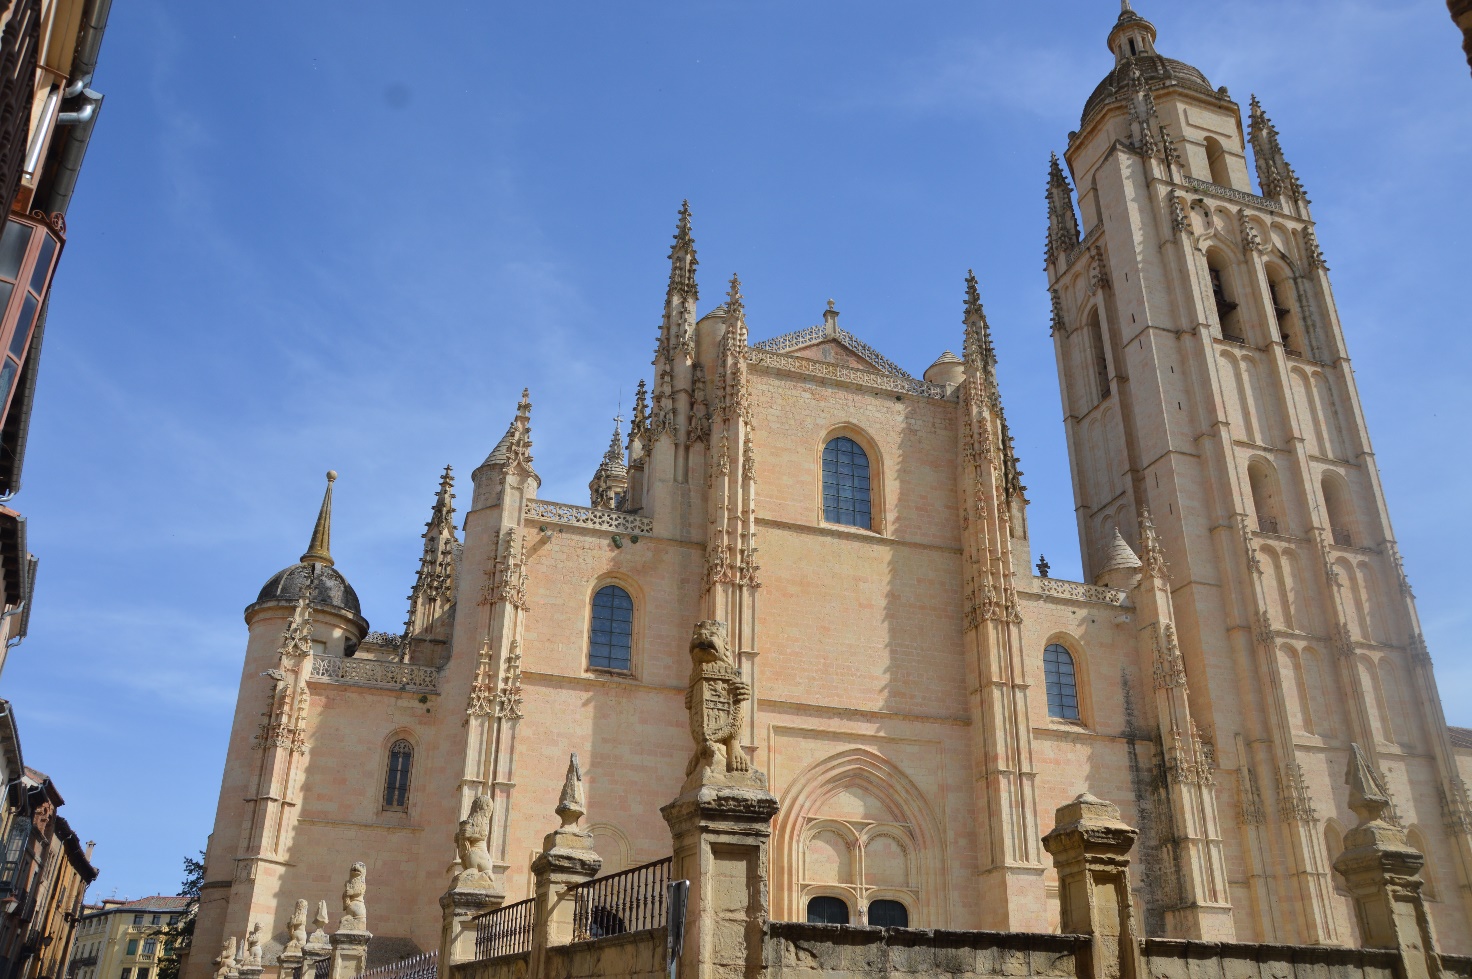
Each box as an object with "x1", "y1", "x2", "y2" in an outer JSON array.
[
  {"x1": 661, "y1": 619, "x2": 781, "y2": 979},
  {"x1": 1041, "y1": 793, "x2": 1141, "y2": 979},
  {"x1": 276, "y1": 949, "x2": 303, "y2": 979},
  {"x1": 1333, "y1": 744, "x2": 1441, "y2": 979},
  {"x1": 328, "y1": 932, "x2": 370, "y2": 979},
  {"x1": 439, "y1": 888, "x2": 501, "y2": 969},
  {"x1": 527, "y1": 755, "x2": 602, "y2": 979}
]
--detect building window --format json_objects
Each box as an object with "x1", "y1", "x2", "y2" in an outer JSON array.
[
  {"x1": 1044, "y1": 644, "x2": 1081, "y2": 720},
  {"x1": 822, "y1": 436, "x2": 872, "y2": 529},
  {"x1": 150, "y1": 915, "x2": 160, "y2": 926},
  {"x1": 162, "y1": 941, "x2": 174, "y2": 957},
  {"x1": 0, "y1": 217, "x2": 60, "y2": 422},
  {"x1": 132, "y1": 915, "x2": 142, "y2": 926},
  {"x1": 588, "y1": 584, "x2": 634, "y2": 672},
  {"x1": 868, "y1": 899, "x2": 909, "y2": 928},
  {"x1": 142, "y1": 940, "x2": 156, "y2": 957},
  {"x1": 383, "y1": 739, "x2": 413, "y2": 810},
  {"x1": 806, "y1": 895, "x2": 849, "y2": 925},
  {"x1": 167, "y1": 916, "x2": 178, "y2": 926},
  {"x1": 125, "y1": 941, "x2": 137, "y2": 956},
  {"x1": 121, "y1": 970, "x2": 130, "y2": 979},
  {"x1": 136, "y1": 970, "x2": 149, "y2": 979}
]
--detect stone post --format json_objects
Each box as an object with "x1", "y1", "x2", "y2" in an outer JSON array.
[
  {"x1": 660, "y1": 620, "x2": 780, "y2": 979},
  {"x1": 276, "y1": 948, "x2": 303, "y2": 979},
  {"x1": 440, "y1": 792, "x2": 505, "y2": 969},
  {"x1": 1041, "y1": 793, "x2": 1141, "y2": 979},
  {"x1": 1333, "y1": 744, "x2": 1441, "y2": 979},
  {"x1": 527, "y1": 755, "x2": 602, "y2": 979}
]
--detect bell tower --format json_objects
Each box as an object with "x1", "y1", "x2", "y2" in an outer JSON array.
[{"x1": 1045, "y1": 1, "x2": 1472, "y2": 947}]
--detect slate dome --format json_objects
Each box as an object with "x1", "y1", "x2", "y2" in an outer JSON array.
[{"x1": 255, "y1": 561, "x2": 361, "y2": 617}]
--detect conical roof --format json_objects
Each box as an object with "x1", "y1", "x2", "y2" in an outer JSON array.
[{"x1": 1098, "y1": 528, "x2": 1142, "y2": 575}]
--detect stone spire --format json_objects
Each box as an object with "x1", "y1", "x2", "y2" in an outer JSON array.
[
  {"x1": 555, "y1": 753, "x2": 585, "y2": 829},
  {"x1": 1346, "y1": 742, "x2": 1391, "y2": 825},
  {"x1": 962, "y1": 272, "x2": 1025, "y2": 502},
  {"x1": 1248, "y1": 96, "x2": 1306, "y2": 206},
  {"x1": 300, "y1": 471, "x2": 336, "y2": 566},
  {"x1": 471, "y1": 390, "x2": 540, "y2": 510},
  {"x1": 1138, "y1": 505, "x2": 1170, "y2": 579},
  {"x1": 404, "y1": 466, "x2": 459, "y2": 641},
  {"x1": 588, "y1": 417, "x2": 628, "y2": 510},
  {"x1": 1045, "y1": 154, "x2": 1080, "y2": 264}
]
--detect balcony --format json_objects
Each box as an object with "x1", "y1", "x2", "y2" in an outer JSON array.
[
  {"x1": 1332, "y1": 528, "x2": 1353, "y2": 547},
  {"x1": 1258, "y1": 516, "x2": 1281, "y2": 535}
]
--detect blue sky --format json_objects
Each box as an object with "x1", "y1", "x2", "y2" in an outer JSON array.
[{"x1": 4, "y1": 0, "x2": 1467, "y2": 900}]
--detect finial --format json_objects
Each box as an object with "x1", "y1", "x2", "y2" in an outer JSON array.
[
  {"x1": 962, "y1": 270, "x2": 994, "y2": 369},
  {"x1": 300, "y1": 471, "x2": 337, "y2": 566},
  {"x1": 1346, "y1": 743, "x2": 1390, "y2": 826},
  {"x1": 603, "y1": 415, "x2": 624, "y2": 466},
  {"x1": 1121, "y1": 0, "x2": 1133, "y2": 11},
  {"x1": 826, "y1": 298, "x2": 835, "y2": 311},
  {"x1": 555, "y1": 752, "x2": 586, "y2": 828},
  {"x1": 726, "y1": 273, "x2": 743, "y2": 314}
]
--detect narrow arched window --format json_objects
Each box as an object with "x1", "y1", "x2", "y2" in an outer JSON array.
[
  {"x1": 1043, "y1": 644, "x2": 1081, "y2": 720},
  {"x1": 589, "y1": 584, "x2": 634, "y2": 672},
  {"x1": 822, "y1": 437, "x2": 872, "y2": 529},
  {"x1": 806, "y1": 896, "x2": 849, "y2": 925},
  {"x1": 868, "y1": 900, "x2": 908, "y2": 928},
  {"x1": 384, "y1": 740, "x2": 413, "y2": 809},
  {"x1": 1205, "y1": 137, "x2": 1231, "y2": 187}
]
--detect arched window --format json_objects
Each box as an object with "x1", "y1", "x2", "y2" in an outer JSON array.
[
  {"x1": 1204, "y1": 136, "x2": 1231, "y2": 187},
  {"x1": 1267, "y1": 268, "x2": 1299, "y2": 354},
  {"x1": 822, "y1": 437, "x2": 872, "y2": 529},
  {"x1": 1086, "y1": 308, "x2": 1109, "y2": 402},
  {"x1": 384, "y1": 739, "x2": 413, "y2": 810},
  {"x1": 868, "y1": 899, "x2": 909, "y2": 928},
  {"x1": 1248, "y1": 460, "x2": 1282, "y2": 535},
  {"x1": 806, "y1": 896, "x2": 849, "y2": 925},
  {"x1": 1043, "y1": 644, "x2": 1081, "y2": 720},
  {"x1": 589, "y1": 584, "x2": 634, "y2": 672},
  {"x1": 1321, "y1": 474, "x2": 1355, "y2": 547},
  {"x1": 1206, "y1": 252, "x2": 1240, "y2": 337}
]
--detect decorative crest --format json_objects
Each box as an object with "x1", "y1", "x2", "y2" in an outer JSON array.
[{"x1": 300, "y1": 471, "x2": 337, "y2": 566}]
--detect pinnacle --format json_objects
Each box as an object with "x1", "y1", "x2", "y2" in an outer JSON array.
[
  {"x1": 299, "y1": 470, "x2": 336, "y2": 567},
  {"x1": 726, "y1": 273, "x2": 744, "y2": 314}
]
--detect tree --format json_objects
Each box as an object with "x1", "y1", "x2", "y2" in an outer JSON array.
[{"x1": 155, "y1": 851, "x2": 204, "y2": 979}]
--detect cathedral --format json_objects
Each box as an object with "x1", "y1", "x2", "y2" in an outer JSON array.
[{"x1": 187, "y1": 4, "x2": 1472, "y2": 976}]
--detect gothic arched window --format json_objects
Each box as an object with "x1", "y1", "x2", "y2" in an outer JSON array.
[
  {"x1": 822, "y1": 436, "x2": 872, "y2": 529},
  {"x1": 589, "y1": 584, "x2": 634, "y2": 672},
  {"x1": 384, "y1": 740, "x2": 413, "y2": 810},
  {"x1": 806, "y1": 896, "x2": 849, "y2": 925},
  {"x1": 868, "y1": 899, "x2": 909, "y2": 928},
  {"x1": 1043, "y1": 644, "x2": 1081, "y2": 721}
]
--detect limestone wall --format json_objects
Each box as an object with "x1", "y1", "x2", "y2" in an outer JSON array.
[
  {"x1": 452, "y1": 950, "x2": 529, "y2": 979},
  {"x1": 1139, "y1": 938, "x2": 1400, "y2": 979},
  {"x1": 545, "y1": 927, "x2": 666, "y2": 979},
  {"x1": 762, "y1": 922, "x2": 1086, "y2": 979}
]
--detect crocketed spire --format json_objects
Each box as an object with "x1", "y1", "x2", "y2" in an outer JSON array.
[{"x1": 300, "y1": 471, "x2": 336, "y2": 566}]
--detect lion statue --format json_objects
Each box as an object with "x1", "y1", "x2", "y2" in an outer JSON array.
[
  {"x1": 453, "y1": 794, "x2": 495, "y2": 887},
  {"x1": 684, "y1": 620, "x2": 750, "y2": 778},
  {"x1": 340, "y1": 862, "x2": 368, "y2": 931}
]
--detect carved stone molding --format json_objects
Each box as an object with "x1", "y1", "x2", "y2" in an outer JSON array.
[
  {"x1": 311, "y1": 655, "x2": 438, "y2": 693},
  {"x1": 525, "y1": 499, "x2": 653, "y2": 536},
  {"x1": 746, "y1": 347, "x2": 947, "y2": 400}
]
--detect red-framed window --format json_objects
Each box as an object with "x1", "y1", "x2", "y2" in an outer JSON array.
[{"x1": 0, "y1": 215, "x2": 61, "y2": 425}]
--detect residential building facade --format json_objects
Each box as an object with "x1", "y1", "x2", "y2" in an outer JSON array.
[
  {"x1": 188, "y1": 4, "x2": 1472, "y2": 975},
  {"x1": 67, "y1": 898, "x2": 189, "y2": 979}
]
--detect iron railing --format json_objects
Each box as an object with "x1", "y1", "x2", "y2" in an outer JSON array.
[
  {"x1": 1258, "y1": 516, "x2": 1280, "y2": 535},
  {"x1": 312, "y1": 956, "x2": 330, "y2": 979},
  {"x1": 571, "y1": 858, "x2": 672, "y2": 942},
  {"x1": 474, "y1": 898, "x2": 534, "y2": 960},
  {"x1": 358, "y1": 950, "x2": 436, "y2": 979}
]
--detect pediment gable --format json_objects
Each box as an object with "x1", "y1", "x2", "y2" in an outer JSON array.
[{"x1": 751, "y1": 322, "x2": 913, "y2": 379}]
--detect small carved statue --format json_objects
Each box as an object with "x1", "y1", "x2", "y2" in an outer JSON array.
[
  {"x1": 286, "y1": 899, "x2": 308, "y2": 950},
  {"x1": 214, "y1": 936, "x2": 237, "y2": 979},
  {"x1": 340, "y1": 862, "x2": 368, "y2": 931},
  {"x1": 306, "y1": 902, "x2": 329, "y2": 947},
  {"x1": 683, "y1": 620, "x2": 751, "y2": 780},
  {"x1": 453, "y1": 794, "x2": 495, "y2": 888},
  {"x1": 244, "y1": 923, "x2": 263, "y2": 966}
]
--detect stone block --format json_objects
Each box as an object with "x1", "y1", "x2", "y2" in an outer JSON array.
[
  {"x1": 1219, "y1": 952, "x2": 1261, "y2": 979},
  {"x1": 1185, "y1": 943, "x2": 1226, "y2": 979}
]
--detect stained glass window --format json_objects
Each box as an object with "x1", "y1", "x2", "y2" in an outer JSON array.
[
  {"x1": 384, "y1": 739, "x2": 413, "y2": 809},
  {"x1": 1044, "y1": 644, "x2": 1080, "y2": 720},
  {"x1": 589, "y1": 584, "x2": 634, "y2": 672},
  {"x1": 822, "y1": 437, "x2": 872, "y2": 529}
]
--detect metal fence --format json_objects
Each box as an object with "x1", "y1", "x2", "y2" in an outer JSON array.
[
  {"x1": 358, "y1": 950, "x2": 436, "y2": 979},
  {"x1": 313, "y1": 957, "x2": 330, "y2": 979},
  {"x1": 474, "y1": 897, "x2": 534, "y2": 960},
  {"x1": 570, "y1": 858, "x2": 672, "y2": 942}
]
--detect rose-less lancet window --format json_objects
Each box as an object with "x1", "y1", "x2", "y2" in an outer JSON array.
[{"x1": 0, "y1": 216, "x2": 61, "y2": 417}]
